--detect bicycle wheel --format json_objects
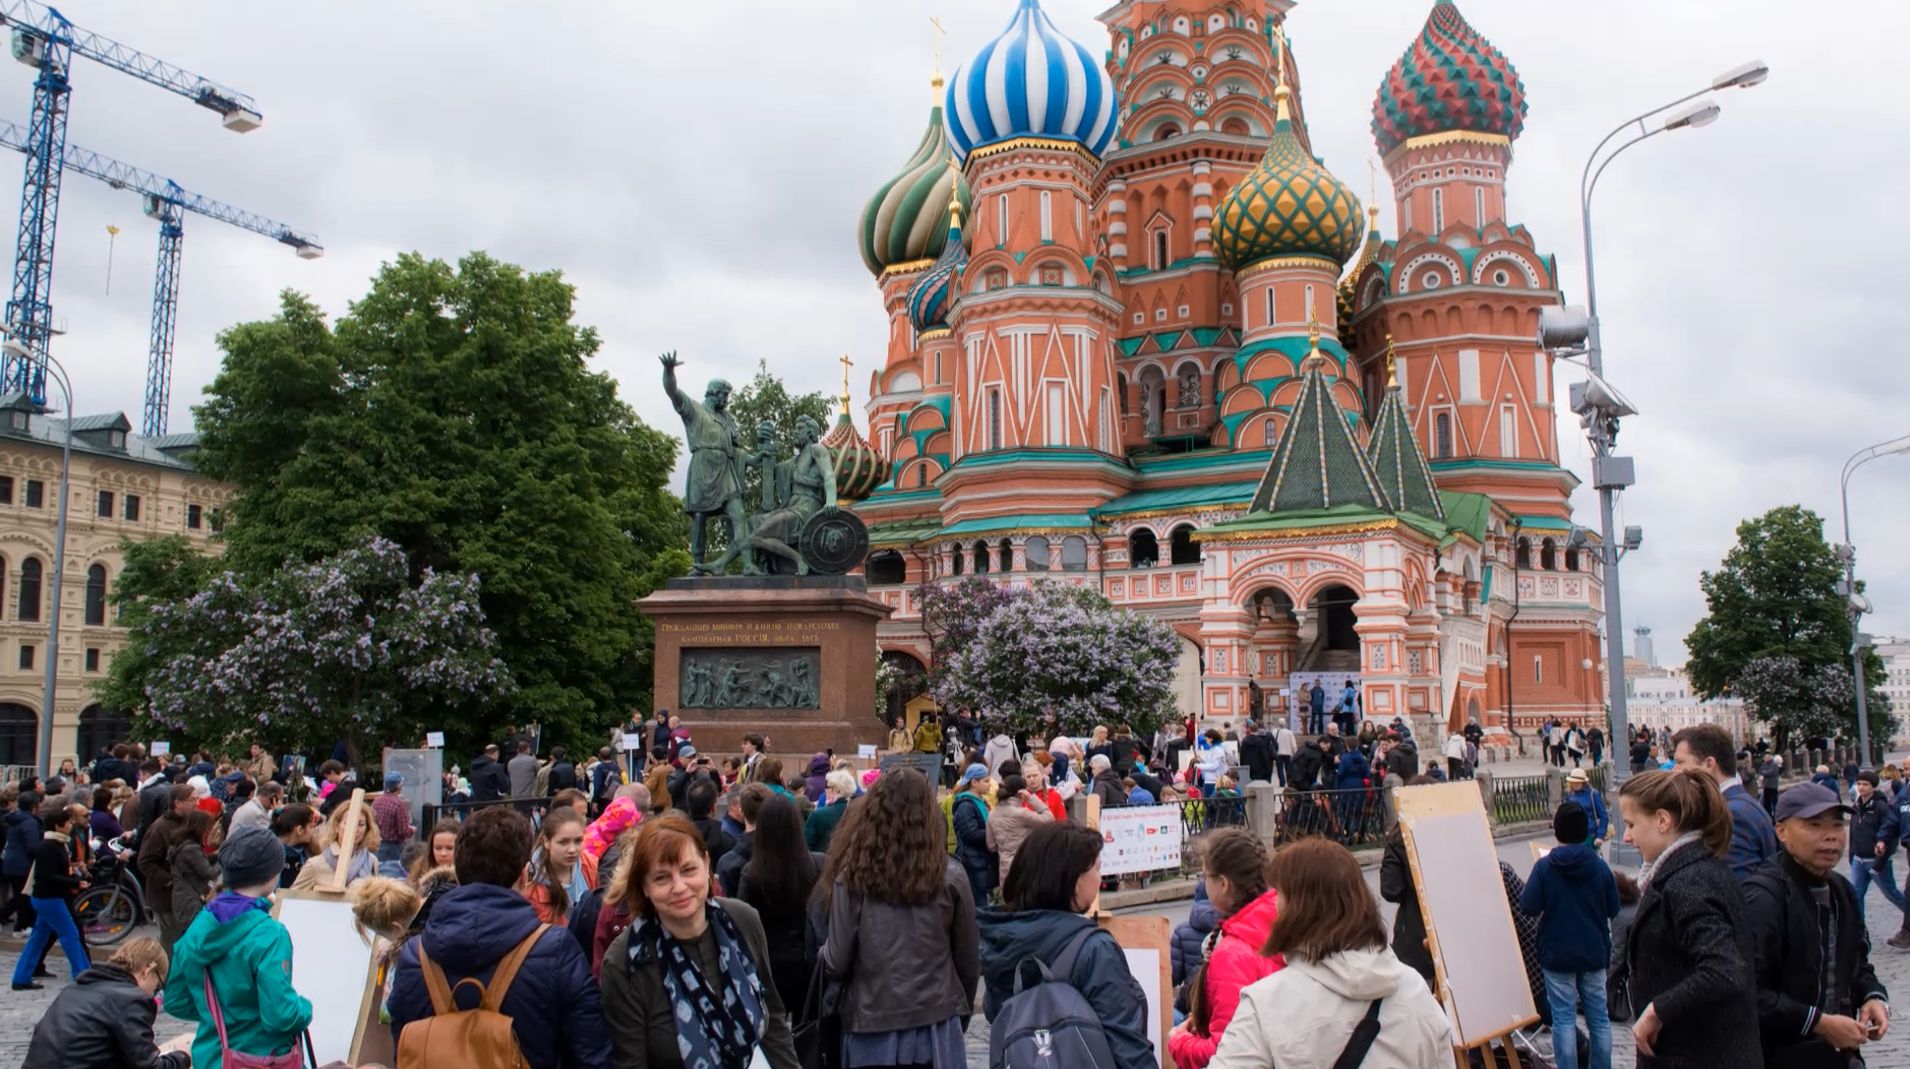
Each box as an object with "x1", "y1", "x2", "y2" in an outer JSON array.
[{"x1": 74, "y1": 885, "x2": 138, "y2": 947}]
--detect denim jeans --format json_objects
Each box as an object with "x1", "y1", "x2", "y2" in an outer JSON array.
[
  {"x1": 1543, "y1": 968, "x2": 1610, "y2": 1069},
  {"x1": 9, "y1": 897, "x2": 88, "y2": 985},
  {"x1": 1851, "y1": 856, "x2": 1908, "y2": 917}
]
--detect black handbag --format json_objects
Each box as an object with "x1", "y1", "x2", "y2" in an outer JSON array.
[{"x1": 791, "y1": 955, "x2": 843, "y2": 1069}]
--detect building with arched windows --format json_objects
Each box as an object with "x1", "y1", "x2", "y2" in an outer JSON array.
[
  {"x1": 0, "y1": 393, "x2": 229, "y2": 769},
  {"x1": 836, "y1": 0, "x2": 1603, "y2": 737}
]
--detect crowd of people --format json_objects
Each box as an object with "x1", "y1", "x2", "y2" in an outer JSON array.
[{"x1": 5, "y1": 715, "x2": 1906, "y2": 1069}]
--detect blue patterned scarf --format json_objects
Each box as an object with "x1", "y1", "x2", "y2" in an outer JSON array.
[{"x1": 631, "y1": 901, "x2": 765, "y2": 1069}]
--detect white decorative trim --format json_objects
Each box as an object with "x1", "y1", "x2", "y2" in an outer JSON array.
[
  {"x1": 1471, "y1": 252, "x2": 1541, "y2": 288},
  {"x1": 1396, "y1": 252, "x2": 1463, "y2": 294}
]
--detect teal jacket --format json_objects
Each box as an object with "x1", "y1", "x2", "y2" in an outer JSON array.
[{"x1": 163, "y1": 898, "x2": 314, "y2": 1069}]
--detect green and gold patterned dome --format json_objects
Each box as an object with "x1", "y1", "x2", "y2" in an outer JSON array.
[
  {"x1": 1213, "y1": 35, "x2": 1363, "y2": 272},
  {"x1": 857, "y1": 85, "x2": 973, "y2": 278}
]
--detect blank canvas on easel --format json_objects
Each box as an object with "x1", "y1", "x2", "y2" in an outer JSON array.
[{"x1": 1396, "y1": 782, "x2": 1539, "y2": 1048}]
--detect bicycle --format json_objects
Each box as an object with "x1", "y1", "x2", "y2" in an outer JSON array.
[{"x1": 72, "y1": 836, "x2": 147, "y2": 948}]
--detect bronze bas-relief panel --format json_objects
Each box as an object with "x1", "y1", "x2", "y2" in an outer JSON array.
[{"x1": 679, "y1": 646, "x2": 822, "y2": 710}]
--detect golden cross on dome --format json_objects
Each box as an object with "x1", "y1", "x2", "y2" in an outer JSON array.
[
  {"x1": 1270, "y1": 23, "x2": 1293, "y2": 119},
  {"x1": 838, "y1": 354, "x2": 854, "y2": 414},
  {"x1": 1303, "y1": 315, "x2": 1325, "y2": 372},
  {"x1": 1384, "y1": 334, "x2": 1399, "y2": 389},
  {"x1": 931, "y1": 16, "x2": 947, "y2": 90}
]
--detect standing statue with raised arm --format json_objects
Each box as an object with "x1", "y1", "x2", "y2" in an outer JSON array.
[{"x1": 659, "y1": 351, "x2": 754, "y2": 574}]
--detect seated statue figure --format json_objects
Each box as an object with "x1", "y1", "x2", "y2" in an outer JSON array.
[{"x1": 749, "y1": 414, "x2": 836, "y2": 575}]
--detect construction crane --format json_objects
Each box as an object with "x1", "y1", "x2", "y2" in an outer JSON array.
[
  {"x1": 0, "y1": 0, "x2": 262, "y2": 404},
  {"x1": 0, "y1": 119, "x2": 321, "y2": 434}
]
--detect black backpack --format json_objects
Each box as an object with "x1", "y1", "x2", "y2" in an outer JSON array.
[{"x1": 990, "y1": 927, "x2": 1119, "y2": 1069}]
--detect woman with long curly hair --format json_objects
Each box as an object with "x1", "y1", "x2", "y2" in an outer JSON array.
[{"x1": 819, "y1": 768, "x2": 978, "y2": 1069}]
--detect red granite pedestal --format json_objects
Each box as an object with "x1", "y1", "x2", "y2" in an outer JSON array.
[{"x1": 639, "y1": 576, "x2": 893, "y2": 756}]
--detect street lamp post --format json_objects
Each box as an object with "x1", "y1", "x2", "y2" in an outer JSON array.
[
  {"x1": 1555, "y1": 61, "x2": 1767, "y2": 788},
  {"x1": 1840, "y1": 434, "x2": 1910, "y2": 765},
  {"x1": 9, "y1": 340, "x2": 75, "y2": 778}
]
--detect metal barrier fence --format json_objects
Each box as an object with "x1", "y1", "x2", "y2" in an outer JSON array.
[
  {"x1": 1266, "y1": 786, "x2": 1390, "y2": 848},
  {"x1": 1490, "y1": 774, "x2": 1551, "y2": 825}
]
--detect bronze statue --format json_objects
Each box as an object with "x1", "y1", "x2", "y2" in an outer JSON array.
[
  {"x1": 749, "y1": 414, "x2": 836, "y2": 575},
  {"x1": 660, "y1": 351, "x2": 754, "y2": 574}
]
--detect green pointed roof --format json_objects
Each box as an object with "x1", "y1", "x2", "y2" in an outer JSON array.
[
  {"x1": 1366, "y1": 372, "x2": 1445, "y2": 522},
  {"x1": 1250, "y1": 337, "x2": 1390, "y2": 514}
]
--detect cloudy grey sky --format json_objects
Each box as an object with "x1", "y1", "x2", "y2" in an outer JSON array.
[{"x1": 15, "y1": 0, "x2": 1909, "y2": 663}]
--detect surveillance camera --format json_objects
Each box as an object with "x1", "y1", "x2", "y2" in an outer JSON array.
[
  {"x1": 1566, "y1": 526, "x2": 1592, "y2": 550},
  {"x1": 1569, "y1": 371, "x2": 1638, "y2": 420},
  {"x1": 1834, "y1": 543, "x2": 1856, "y2": 563},
  {"x1": 1623, "y1": 526, "x2": 1644, "y2": 551},
  {"x1": 1538, "y1": 305, "x2": 1593, "y2": 351}
]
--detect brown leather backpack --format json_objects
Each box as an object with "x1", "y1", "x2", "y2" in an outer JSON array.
[{"x1": 396, "y1": 924, "x2": 546, "y2": 1069}]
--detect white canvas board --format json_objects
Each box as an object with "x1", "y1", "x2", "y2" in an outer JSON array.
[
  {"x1": 277, "y1": 895, "x2": 375, "y2": 1066},
  {"x1": 1403, "y1": 809, "x2": 1538, "y2": 1044},
  {"x1": 1123, "y1": 947, "x2": 1164, "y2": 1062}
]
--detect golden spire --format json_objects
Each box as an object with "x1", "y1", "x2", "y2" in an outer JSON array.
[
  {"x1": 1366, "y1": 159, "x2": 1381, "y2": 233},
  {"x1": 1384, "y1": 334, "x2": 1399, "y2": 389},
  {"x1": 930, "y1": 16, "x2": 947, "y2": 93},
  {"x1": 1271, "y1": 23, "x2": 1293, "y2": 123},
  {"x1": 838, "y1": 354, "x2": 854, "y2": 415},
  {"x1": 1303, "y1": 315, "x2": 1325, "y2": 372},
  {"x1": 946, "y1": 155, "x2": 964, "y2": 231}
]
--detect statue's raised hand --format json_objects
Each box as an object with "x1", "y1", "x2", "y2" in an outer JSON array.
[{"x1": 659, "y1": 351, "x2": 682, "y2": 370}]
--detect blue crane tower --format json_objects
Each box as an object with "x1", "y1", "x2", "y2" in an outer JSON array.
[
  {"x1": 0, "y1": 0, "x2": 261, "y2": 406},
  {"x1": 0, "y1": 120, "x2": 322, "y2": 434}
]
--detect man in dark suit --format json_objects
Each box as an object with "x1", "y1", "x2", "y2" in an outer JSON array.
[{"x1": 1673, "y1": 723, "x2": 1776, "y2": 881}]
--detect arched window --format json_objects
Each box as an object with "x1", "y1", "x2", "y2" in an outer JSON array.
[
  {"x1": 1117, "y1": 374, "x2": 1129, "y2": 416},
  {"x1": 1153, "y1": 230, "x2": 1170, "y2": 271},
  {"x1": 1170, "y1": 524, "x2": 1201, "y2": 565},
  {"x1": 1154, "y1": 124, "x2": 1180, "y2": 142},
  {"x1": 1564, "y1": 547, "x2": 1580, "y2": 572},
  {"x1": 84, "y1": 563, "x2": 107, "y2": 626},
  {"x1": 1515, "y1": 537, "x2": 1532, "y2": 569},
  {"x1": 952, "y1": 545, "x2": 965, "y2": 576},
  {"x1": 1220, "y1": 117, "x2": 1250, "y2": 136},
  {"x1": 1025, "y1": 536, "x2": 1051, "y2": 572},
  {"x1": 0, "y1": 703, "x2": 34, "y2": 766},
  {"x1": 77, "y1": 704, "x2": 132, "y2": 762},
  {"x1": 974, "y1": 540, "x2": 991, "y2": 575},
  {"x1": 1540, "y1": 538, "x2": 1557, "y2": 571},
  {"x1": 1128, "y1": 529, "x2": 1159, "y2": 568},
  {"x1": 18, "y1": 557, "x2": 41, "y2": 622},
  {"x1": 987, "y1": 388, "x2": 1003, "y2": 450},
  {"x1": 1433, "y1": 412, "x2": 1453, "y2": 459},
  {"x1": 1263, "y1": 418, "x2": 1278, "y2": 448},
  {"x1": 1060, "y1": 536, "x2": 1089, "y2": 572},
  {"x1": 1431, "y1": 187, "x2": 1445, "y2": 232},
  {"x1": 866, "y1": 550, "x2": 906, "y2": 586},
  {"x1": 998, "y1": 539, "x2": 1013, "y2": 573}
]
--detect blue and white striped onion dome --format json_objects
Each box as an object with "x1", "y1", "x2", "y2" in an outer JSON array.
[
  {"x1": 946, "y1": 0, "x2": 1120, "y2": 162},
  {"x1": 907, "y1": 214, "x2": 968, "y2": 334}
]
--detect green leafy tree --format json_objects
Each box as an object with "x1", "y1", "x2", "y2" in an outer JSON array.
[
  {"x1": 1685, "y1": 505, "x2": 1889, "y2": 750},
  {"x1": 189, "y1": 253, "x2": 689, "y2": 752},
  {"x1": 94, "y1": 536, "x2": 223, "y2": 718}
]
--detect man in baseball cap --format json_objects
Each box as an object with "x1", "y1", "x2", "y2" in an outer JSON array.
[{"x1": 1740, "y1": 781, "x2": 1889, "y2": 1062}]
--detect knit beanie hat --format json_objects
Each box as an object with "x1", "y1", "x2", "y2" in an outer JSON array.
[
  {"x1": 1553, "y1": 800, "x2": 1589, "y2": 845},
  {"x1": 221, "y1": 825, "x2": 286, "y2": 889}
]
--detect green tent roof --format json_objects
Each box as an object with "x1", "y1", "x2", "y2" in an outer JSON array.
[
  {"x1": 1099, "y1": 481, "x2": 1258, "y2": 516},
  {"x1": 1251, "y1": 357, "x2": 1389, "y2": 514},
  {"x1": 1366, "y1": 385, "x2": 1445, "y2": 521}
]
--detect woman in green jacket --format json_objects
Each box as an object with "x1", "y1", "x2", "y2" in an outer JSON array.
[{"x1": 163, "y1": 825, "x2": 313, "y2": 1069}]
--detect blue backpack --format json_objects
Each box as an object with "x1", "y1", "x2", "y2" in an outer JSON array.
[{"x1": 990, "y1": 927, "x2": 1120, "y2": 1069}]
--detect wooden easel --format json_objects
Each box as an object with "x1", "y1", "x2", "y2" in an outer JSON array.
[
  {"x1": 1395, "y1": 783, "x2": 1540, "y2": 1069},
  {"x1": 275, "y1": 787, "x2": 386, "y2": 1066}
]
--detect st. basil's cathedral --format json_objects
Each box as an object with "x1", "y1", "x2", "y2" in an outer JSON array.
[{"x1": 822, "y1": 0, "x2": 1604, "y2": 737}]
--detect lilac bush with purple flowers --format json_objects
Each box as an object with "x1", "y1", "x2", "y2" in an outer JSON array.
[
  {"x1": 137, "y1": 537, "x2": 513, "y2": 756},
  {"x1": 933, "y1": 581, "x2": 1179, "y2": 735}
]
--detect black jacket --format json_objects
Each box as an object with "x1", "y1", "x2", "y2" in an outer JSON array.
[
  {"x1": 1623, "y1": 843, "x2": 1763, "y2": 1069},
  {"x1": 1379, "y1": 830, "x2": 1433, "y2": 982},
  {"x1": 1289, "y1": 744, "x2": 1326, "y2": 790},
  {"x1": 1238, "y1": 732, "x2": 1274, "y2": 782},
  {"x1": 1742, "y1": 853, "x2": 1887, "y2": 1067},
  {"x1": 22, "y1": 962, "x2": 189, "y2": 1069},
  {"x1": 546, "y1": 760, "x2": 577, "y2": 794},
  {"x1": 136, "y1": 779, "x2": 172, "y2": 833},
  {"x1": 2, "y1": 809, "x2": 39, "y2": 878},
  {"x1": 468, "y1": 756, "x2": 509, "y2": 803},
  {"x1": 1384, "y1": 741, "x2": 1419, "y2": 782},
  {"x1": 1110, "y1": 736, "x2": 1145, "y2": 776},
  {"x1": 1848, "y1": 793, "x2": 1898, "y2": 861},
  {"x1": 30, "y1": 835, "x2": 80, "y2": 899},
  {"x1": 715, "y1": 830, "x2": 753, "y2": 898}
]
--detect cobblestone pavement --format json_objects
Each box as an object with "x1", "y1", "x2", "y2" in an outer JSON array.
[{"x1": 7, "y1": 860, "x2": 1910, "y2": 1069}]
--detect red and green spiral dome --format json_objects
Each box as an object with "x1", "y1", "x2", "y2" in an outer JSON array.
[{"x1": 1372, "y1": 2, "x2": 1527, "y2": 156}]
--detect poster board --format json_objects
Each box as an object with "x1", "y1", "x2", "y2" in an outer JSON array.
[
  {"x1": 382, "y1": 748, "x2": 442, "y2": 838},
  {"x1": 1098, "y1": 804, "x2": 1182, "y2": 876},
  {"x1": 1395, "y1": 782, "x2": 1539, "y2": 1049},
  {"x1": 1102, "y1": 914, "x2": 1172, "y2": 1069},
  {"x1": 879, "y1": 751, "x2": 942, "y2": 780},
  {"x1": 275, "y1": 893, "x2": 381, "y2": 1065}
]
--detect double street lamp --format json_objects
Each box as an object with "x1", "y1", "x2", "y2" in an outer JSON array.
[
  {"x1": 1539, "y1": 59, "x2": 1769, "y2": 786},
  {"x1": 1838, "y1": 434, "x2": 1910, "y2": 764},
  {"x1": 4, "y1": 337, "x2": 74, "y2": 778}
]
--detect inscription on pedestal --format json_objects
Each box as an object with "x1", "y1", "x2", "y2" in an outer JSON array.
[{"x1": 679, "y1": 646, "x2": 821, "y2": 710}]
